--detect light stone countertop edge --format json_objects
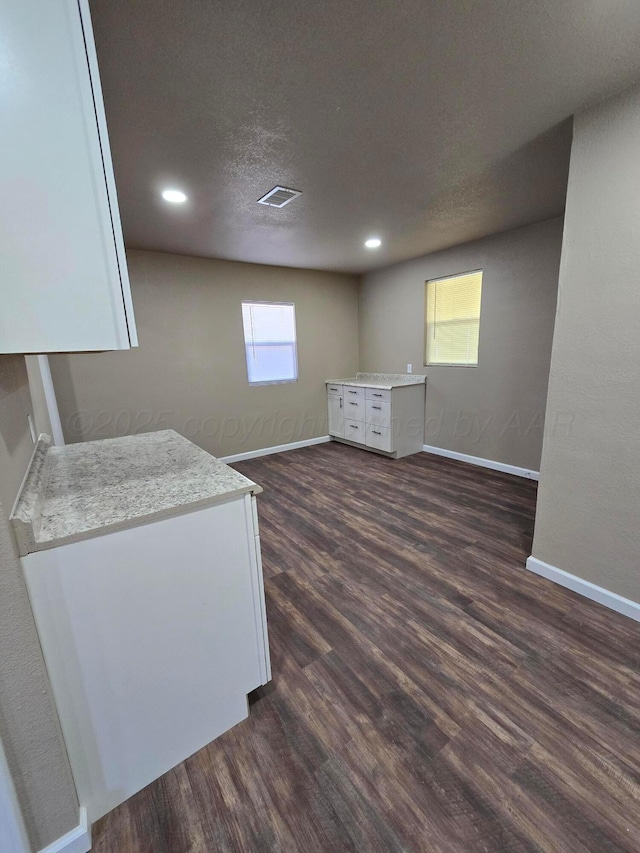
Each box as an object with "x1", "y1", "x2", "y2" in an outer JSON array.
[
  {"x1": 21, "y1": 487, "x2": 259, "y2": 556},
  {"x1": 11, "y1": 430, "x2": 262, "y2": 557},
  {"x1": 326, "y1": 372, "x2": 427, "y2": 390},
  {"x1": 10, "y1": 433, "x2": 53, "y2": 556}
]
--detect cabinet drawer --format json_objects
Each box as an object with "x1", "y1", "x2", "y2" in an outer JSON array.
[
  {"x1": 365, "y1": 387, "x2": 392, "y2": 404},
  {"x1": 366, "y1": 423, "x2": 392, "y2": 452},
  {"x1": 326, "y1": 383, "x2": 343, "y2": 396},
  {"x1": 366, "y1": 399, "x2": 391, "y2": 429},
  {"x1": 344, "y1": 397, "x2": 366, "y2": 418},
  {"x1": 344, "y1": 419, "x2": 365, "y2": 443},
  {"x1": 343, "y1": 385, "x2": 365, "y2": 402}
]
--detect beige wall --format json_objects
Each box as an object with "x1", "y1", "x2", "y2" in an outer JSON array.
[
  {"x1": 24, "y1": 356, "x2": 54, "y2": 439},
  {"x1": 50, "y1": 251, "x2": 359, "y2": 456},
  {"x1": 531, "y1": 82, "x2": 640, "y2": 603},
  {"x1": 359, "y1": 217, "x2": 563, "y2": 471},
  {"x1": 0, "y1": 357, "x2": 35, "y2": 513},
  {"x1": 0, "y1": 354, "x2": 78, "y2": 850}
]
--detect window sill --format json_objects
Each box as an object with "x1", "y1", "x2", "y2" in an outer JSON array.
[{"x1": 248, "y1": 379, "x2": 298, "y2": 386}]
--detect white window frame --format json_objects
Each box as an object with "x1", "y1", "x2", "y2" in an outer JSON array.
[
  {"x1": 424, "y1": 269, "x2": 483, "y2": 368},
  {"x1": 241, "y1": 300, "x2": 299, "y2": 386}
]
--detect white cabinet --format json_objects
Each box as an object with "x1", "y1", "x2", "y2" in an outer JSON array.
[
  {"x1": 0, "y1": 0, "x2": 137, "y2": 353},
  {"x1": 327, "y1": 379, "x2": 425, "y2": 458},
  {"x1": 22, "y1": 494, "x2": 270, "y2": 823},
  {"x1": 327, "y1": 386, "x2": 345, "y2": 437}
]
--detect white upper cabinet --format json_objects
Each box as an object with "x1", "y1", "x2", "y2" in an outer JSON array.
[{"x1": 0, "y1": 0, "x2": 137, "y2": 353}]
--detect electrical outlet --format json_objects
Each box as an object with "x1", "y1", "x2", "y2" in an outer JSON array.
[{"x1": 406, "y1": 363, "x2": 413, "y2": 373}]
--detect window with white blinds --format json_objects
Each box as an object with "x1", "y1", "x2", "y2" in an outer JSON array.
[
  {"x1": 425, "y1": 270, "x2": 483, "y2": 366},
  {"x1": 242, "y1": 301, "x2": 298, "y2": 385}
]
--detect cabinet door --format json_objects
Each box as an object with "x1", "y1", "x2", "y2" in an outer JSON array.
[
  {"x1": 0, "y1": 0, "x2": 137, "y2": 353},
  {"x1": 328, "y1": 393, "x2": 345, "y2": 437},
  {"x1": 23, "y1": 500, "x2": 264, "y2": 822}
]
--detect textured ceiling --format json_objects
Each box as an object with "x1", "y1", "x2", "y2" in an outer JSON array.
[{"x1": 90, "y1": 0, "x2": 640, "y2": 273}]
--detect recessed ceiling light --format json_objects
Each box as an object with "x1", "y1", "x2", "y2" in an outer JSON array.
[
  {"x1": 365, "y1": 237, "x2": 382, "y2": 249},
  {"x1": 161, "y1": 189, "x2": 187, "y2": 203}
]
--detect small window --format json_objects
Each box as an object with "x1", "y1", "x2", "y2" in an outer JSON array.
[
  {"x1": 425, "y1": 270, "x2": 483, "y2": 366},
  {"x1": 242, "y1": 301, "x2": 298, "y2": 385}
]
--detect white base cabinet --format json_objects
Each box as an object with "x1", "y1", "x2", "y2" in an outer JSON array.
[
  {"x1": 327, "y1": 381, "x2": 425, "y2": 458},
  {"x1": 22, "y1": 494, "x2": 270, "y2": 823}
]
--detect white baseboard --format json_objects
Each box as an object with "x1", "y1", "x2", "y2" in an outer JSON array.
[
  {"x1": 422, "y1": 444, "x2": 539, "y2": 480},
  {"x1": 526, "y1": 556, "x2": 640, "y2": 623},
  {"x1": 220, "y1": 435, "x2": 331, "y2": 464},
  {"x1": 38, "y1": 807, "x2": 91, "y2": 853}
]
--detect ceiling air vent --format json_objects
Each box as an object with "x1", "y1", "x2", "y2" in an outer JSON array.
[{"x1": 257, "y1": 186, "x2": 302, "y2": 208}]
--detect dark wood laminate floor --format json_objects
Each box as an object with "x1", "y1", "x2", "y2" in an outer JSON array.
[{"x1": 92, "y1": 442, "x2": 640, "y2": 852}]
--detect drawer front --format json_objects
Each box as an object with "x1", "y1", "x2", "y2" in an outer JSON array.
[
  {"x1": 326, "y1": 383, "x2": 343, "y2": 396},
  {"x1": 365, "y1": 387, "x2": 392, "y2": 404},
  {"x1": 366, "y1": 399, "x2": 391, "y2": 429},
  {"x1": 343, "y1": 419, "x2": 365, "y2": 443},
  {"x1": 343, "y1": 385, "x2": 365, "y2": 402},
  {"x1": 366, "y1": 423, "x2": 392, "y2": 452},
  {"x1": 344, "y1": 396, "x2": 366, "y2": 419}
]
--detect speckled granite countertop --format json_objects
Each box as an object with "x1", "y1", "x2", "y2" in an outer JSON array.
[
  {"x1": 326, "y1": 372, "x2": 427, "y2": 390},
  {"x1": 11, "y1": 430, "x2": 261, "y2": 555}
]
